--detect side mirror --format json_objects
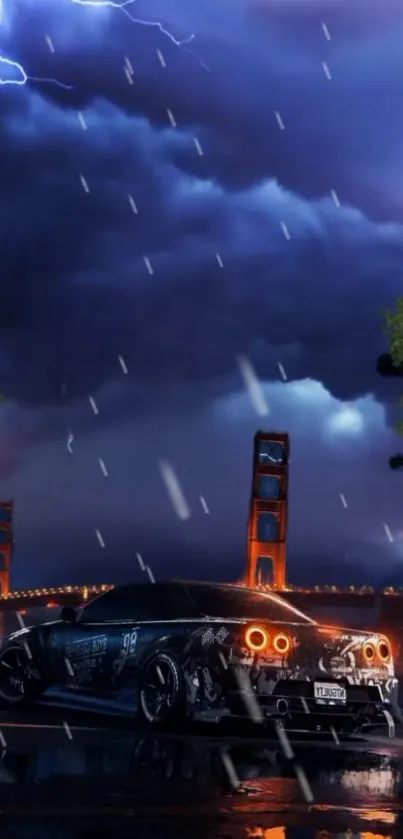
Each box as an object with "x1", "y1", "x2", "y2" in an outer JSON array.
[{"x1": 60, "y1": 606, "x2": 77, "y2": 623}]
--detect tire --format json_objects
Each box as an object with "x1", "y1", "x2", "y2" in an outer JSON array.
[
  {"x1": 139, "y1": 652, "x2": 185, "y2": 727},
  {"x1": 0, "y1": 643, "x2": 44, "y2": 707}
]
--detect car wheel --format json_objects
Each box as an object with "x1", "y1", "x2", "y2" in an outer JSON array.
[
  {"x1": 139, "y1": 652, "x2": 185, "y2": 726},
  {"x1": 0, "y1": 643, "x2": 43, "y2": 706}
]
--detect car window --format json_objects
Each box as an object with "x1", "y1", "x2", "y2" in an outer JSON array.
[
  {"x1": 186, "y1": 585, "x2": 315, "y2": 624},
  {"x1": 81, "y1": 586, "x2": 140, "y2": 622},
  {"x1": 136, "y1": 584, "x2": 200, "y2": 621},
  {"x1": 81, "y1": 583, "x2": 200, "y2": 622}
]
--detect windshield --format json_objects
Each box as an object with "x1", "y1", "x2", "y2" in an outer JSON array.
[{"x1": 186, "y1": 585, "x2": 315, "y2": 624}]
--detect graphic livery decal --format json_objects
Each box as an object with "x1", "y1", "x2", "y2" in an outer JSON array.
[
  {"x1": 112, "y1": 629, "x2": 138, "y2": 685},
  {"x1": 200, "y1": 626, "x2": 229, "y2": 648},
  {"x1": 64, "y1": 634, "x2": 108, "y2": 687},
  {"x1": 65, "y1": 634, "x2": 108, "y2": 661}
]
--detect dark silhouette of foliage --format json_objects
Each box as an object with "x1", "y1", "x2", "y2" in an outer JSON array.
[
  {"x1": 381, "y1": 299, "x2": 403, "y2": 437},
  {"x1": 384, "y1": 299, "x2": 403, "y2": 366},
  {"x1": 376, "y1": 352, "x2": 403, "y2": 377},
  {"x1": 389, "y1": 454, "x2": 403, "y2": 470}
]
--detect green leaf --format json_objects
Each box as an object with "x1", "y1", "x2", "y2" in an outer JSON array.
[{"x1": 384, "y1": 299, "x2": 403, "y2": 367}]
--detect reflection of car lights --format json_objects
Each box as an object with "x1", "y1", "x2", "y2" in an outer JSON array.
[
  {"x1": 273, "y1": 633, "x2": 291, "y2": 655},
  {"x1": 363, "y1": 642, "x2": 376, "y2": 663},
  {"x1": 245, "y1": 625, "x2": 269, "y2": 652},
  {"x1": 378, "y1": 639, "x2": 391, "y2": 663}
]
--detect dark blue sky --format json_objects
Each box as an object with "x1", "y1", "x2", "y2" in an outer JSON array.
[{"x1": 1, "y1": 0, "x2": 403, "y2": 590}]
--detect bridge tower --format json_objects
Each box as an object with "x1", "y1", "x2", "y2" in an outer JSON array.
[
  {"x1": 0, "y1": 501, "x2": 14, "y2": 596},
  {"x1": 246, "y1": 432, "x2": 289, "y2": 590}
]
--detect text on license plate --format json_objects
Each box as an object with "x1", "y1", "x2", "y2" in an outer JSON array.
[{"x1": 314, "y1": 682, "x2": 347, "y2": 703}]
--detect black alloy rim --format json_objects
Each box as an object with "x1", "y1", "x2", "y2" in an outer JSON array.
[
  {"x1": 142, "y1": 659, "x2": 177, "y2": 720},
  {"x1": 0, "y1": 647, "x2": 27, "y2": 700}
]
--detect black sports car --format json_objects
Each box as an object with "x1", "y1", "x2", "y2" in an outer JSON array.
[{"x1": 0, "y1": 581, "x2": 398, "y2": 735}]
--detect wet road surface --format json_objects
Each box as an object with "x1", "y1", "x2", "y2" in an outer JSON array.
[{"x1": 0, "y1": 707, "x2": 403, "y2": 838}]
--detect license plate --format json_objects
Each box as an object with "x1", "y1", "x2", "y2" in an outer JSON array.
[{"x1": 314, "y1": 682, "x2": 346, "y2": 704}]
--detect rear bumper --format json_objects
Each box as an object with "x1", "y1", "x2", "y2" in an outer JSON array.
[
  {"x1": 195, "y1": 675, "x2": 399, "y2": 737},
  {"x1": 257, "y1": 684, "x2": 397, "y2": 736}
]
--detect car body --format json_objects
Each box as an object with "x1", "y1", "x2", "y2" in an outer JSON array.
[{"x1": 0, "y1": 581, "x2": 398, "y2": 736}]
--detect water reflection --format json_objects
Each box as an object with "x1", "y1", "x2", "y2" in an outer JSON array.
[
  {"x1": 341, "y1": 766, "x2": 398, "y2": 796},
  {"x1": 0, "y1": 825, "x2": 394, "y2": 839},
  {"x1": 0, "y1": 731, "x2": 401, "y2": 792},
  {"x1": 323, "y1": 757, "x2": 400, "y2": 806},
  {"x1": 0, "y1": 728, "x2": 401, "y2": 839},
  {"x1": 245, "y1": 828, "x2": 393, "y2": 838}
]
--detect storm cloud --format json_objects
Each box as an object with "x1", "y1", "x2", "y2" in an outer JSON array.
[{"x1": 1, "y1": 0, "x2": 403, "y2": 586}]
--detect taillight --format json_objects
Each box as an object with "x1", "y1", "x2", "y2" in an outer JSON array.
[
  {"x1": 245, "y1": 625, "x2": 269, "y2": 652},
  {"x1": 377, "y1": 638, "x2": 391, "y2": 663},
  {"x1": 273, "y1": 633, "x2": 291, "y2": 655},
  {"x1": 363, "y1": 642, "x2": 376, "y2": 663}
]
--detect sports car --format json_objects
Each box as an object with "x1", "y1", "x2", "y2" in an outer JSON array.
[{"x1": 0, "y1": 581, "x2": 398, "y2": 736}]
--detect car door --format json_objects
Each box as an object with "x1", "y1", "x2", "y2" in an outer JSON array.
[
  {"x1": 46, "y1": 613, "x2": 110, "y2": 694},
  {"x1": 103, "y1": 583, "x2": 202, "y2": 694},
  {"x1": 98, "y1": 587, "x2": 152, "y2": 693},
  {"x1": 46, "y1": 589, "x2": 138, "y2": 695}
]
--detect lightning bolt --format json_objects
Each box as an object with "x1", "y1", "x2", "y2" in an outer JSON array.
[
  {"x1": 0, "y1": 53, "x2": 74, "y2": 88},
  {"x1": 0, "y1": 0, "x2": 74, "y2": 88},
  {"x1": 0, "y1": 0, "x2": 208, "y2": 88},
  {"x1": 71, "y1": 0, "x2": 209, "y2": 70}
]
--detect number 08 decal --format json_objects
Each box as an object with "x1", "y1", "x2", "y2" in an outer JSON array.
[{"x1": 122, "y1": 630, "x2": 137, "y2": 657}]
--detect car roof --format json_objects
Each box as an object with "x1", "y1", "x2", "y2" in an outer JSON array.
[
  {"x1": 114, "y1": 579, "x2": 258, "y2": 594},
  {"x1": 113, "y1": 580, "x2": 257, "y2": 593},
  {"x1": 108, "y1": 580, "x2": 315, "y2": 623},
  {"x1": 114, "y1": 580, "x2": 281, "y2": 594}
]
